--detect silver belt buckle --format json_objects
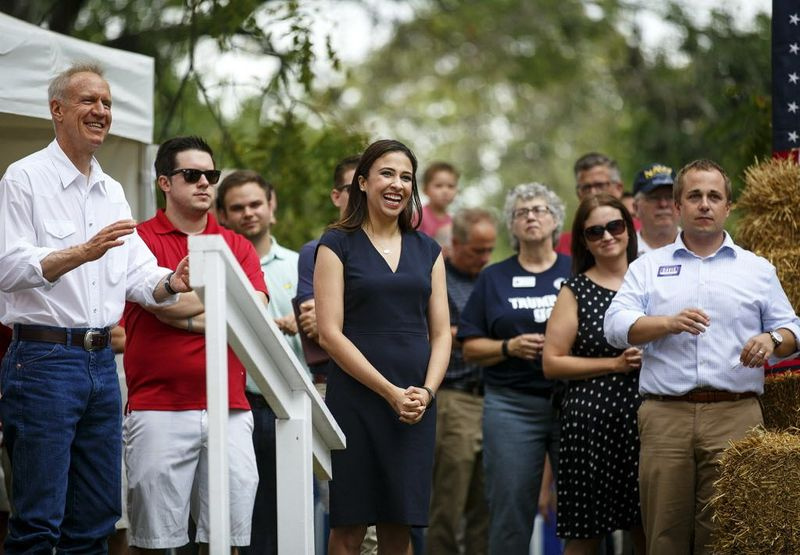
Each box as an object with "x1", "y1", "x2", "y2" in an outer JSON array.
[{"x1": 83, "y1": 329, "x2": 105, "y2": 351}]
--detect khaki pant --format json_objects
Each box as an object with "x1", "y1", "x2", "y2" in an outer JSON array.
[
  {"x1": 637, "y1": 397, "x2": 762, "y2": 555},
  {"x1": 426, "y1": 389, "x2": 489, "y2": 555}
]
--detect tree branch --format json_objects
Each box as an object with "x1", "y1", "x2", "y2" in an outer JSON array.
[
  {"x1": 0, "y1": 0, "x2": 33, "y2": 20},
  {"x1": 193, "y1": 72, "x2": 244, "y2": 168},
  {"x1": 157, "y1": 2, "x2": 198, "y2": 142},
  {"x1": 46, "y1": 0, "x2": 87, "y2": 35}
]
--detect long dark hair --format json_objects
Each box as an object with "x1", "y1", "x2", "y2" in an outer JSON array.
[
  {"x1": 570, "y1": 193, "x2": 637, "y2": 275},
  {"x1": 330, "y1": 139, "x2": 422, "y2": 232}
]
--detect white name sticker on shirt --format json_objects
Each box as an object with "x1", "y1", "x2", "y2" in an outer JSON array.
[
  {"x1": 512, "y1": 276, "x2": 536, "y2": 288},
  {"x1": 657, "y1": 264, "x2": 681, "y2": 277}
]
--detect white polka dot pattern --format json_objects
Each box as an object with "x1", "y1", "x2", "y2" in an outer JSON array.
[{"x1": 556, "y1": 274, "x2": 642, "y2": 539}]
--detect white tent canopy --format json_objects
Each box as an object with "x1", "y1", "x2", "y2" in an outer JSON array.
[{"x1": 0, "y1": 12, "x2": 156, "y2": 219}]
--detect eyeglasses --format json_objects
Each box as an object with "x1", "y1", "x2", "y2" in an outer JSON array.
[
  {"x1": 169, "y1": 168, "x2": 222, "y2": 185},
  {"x1": 513, "y1": 206, "x2": 551, "y2": 219},
  {"x1": 583, "y1": 219, "x2": 626, "y2": 242},
  {"x1": 576, "y1": 181, "x2": 612, "y2": 195}
]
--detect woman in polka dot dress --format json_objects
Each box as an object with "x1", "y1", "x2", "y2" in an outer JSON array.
[{"x1": 543, "y1": 194, "x2": 645, "y2": 554}]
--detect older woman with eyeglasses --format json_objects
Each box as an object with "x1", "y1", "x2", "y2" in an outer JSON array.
[
  {"x1": 543, "y1": 193, "x2": 644, "y2": 555},
  {"x1": 458, "y1": 182, "x2": 571, "y2": 554}
]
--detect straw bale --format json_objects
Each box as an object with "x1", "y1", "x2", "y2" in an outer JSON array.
[
  {"x1": 761, "y1": 372, "x2": 800, "y2": 431},
  {"x1": 731, "y1": 247, "x2": 800, "y2": 313},
  {"x1": 711, "y1": 428, "x2": 800, "y2": 554},
  {"x1": 737, "y1": 220, "x2": 800, "y2": 254},
  {"x1": 738, "y1": 157, "x2": 800, "y2": 213},
  {"x1": 736, "y1": 158, "x2": 800, "y2": 256}
]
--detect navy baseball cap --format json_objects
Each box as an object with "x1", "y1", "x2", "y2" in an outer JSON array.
[{"x1": 633, "y1": 163, "x2": 675, "y2": 195}]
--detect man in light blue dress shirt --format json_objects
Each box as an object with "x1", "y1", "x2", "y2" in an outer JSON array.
[{"x1": 605, "y1": 159, "x2": 800, "y2": 555}]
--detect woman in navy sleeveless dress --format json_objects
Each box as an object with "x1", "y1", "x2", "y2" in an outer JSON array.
[{"x1": 315, "y1": 140, "x2": 451, "y2": 554}]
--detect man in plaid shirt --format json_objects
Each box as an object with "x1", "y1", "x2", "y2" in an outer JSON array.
[{"x1": 426, "y1": 208, "x2": 497, "y2": 555}]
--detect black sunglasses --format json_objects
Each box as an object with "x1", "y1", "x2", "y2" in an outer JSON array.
[
  {"x1": 583, "y1": 219, "x2": 626, "y2": 242},
  {"x1": 169, "y1": 168, "x2": 221, "y2": 184}
]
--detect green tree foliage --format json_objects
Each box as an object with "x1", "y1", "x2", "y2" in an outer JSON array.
[
  {"x1": 3, "y1": 0, "x2": 772, "y2": 248},
  {"x1": 1, "y1": 0, "x2": 365, "y2": 247},
  {"x1": 227, "y1": 100, "x2": 367, "y2": 249},
  {"x1": 327, "y1": 0, "x2": 771, "y2": 246},
  {"x1": 1, "y1": 0, "x2": 322, "y2": 145},
  {"x1": 611, "y1": 7, "x2": 771, "y2": 196},
  {"x1": 328, "y1": 0, "x2": 634, "y2": 217}
]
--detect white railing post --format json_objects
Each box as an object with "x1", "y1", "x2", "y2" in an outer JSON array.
[
  {"x1": 195, "y1": 248, "x2": 231, "y2": 554},
  {"x1": 276, "y1": 392, "x2": 315, "y2": 554},
  {"x1": 189, "y1": 235, "x2": 345, "y2": 555}
]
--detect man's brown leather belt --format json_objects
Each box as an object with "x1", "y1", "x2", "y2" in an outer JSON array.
[
  {"x1": 15, "y1": 325, "x2": 110, "y2": 351},
  {"x1": 645, "y1": 390, "x2": 758, "y2": 403}
]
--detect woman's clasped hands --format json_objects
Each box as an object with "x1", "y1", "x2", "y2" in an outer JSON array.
[{"x1": 387, "y1": 385, "x2": 433, "y2": 425}]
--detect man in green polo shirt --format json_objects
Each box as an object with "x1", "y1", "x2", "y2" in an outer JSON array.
[{"x1": 217, "y1": 169, "x2": 307, "y2": 555}]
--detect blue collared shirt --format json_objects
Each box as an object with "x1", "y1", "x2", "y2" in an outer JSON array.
[{"x1": 604, "y1": 232, "x2": 800, "y2": 395}]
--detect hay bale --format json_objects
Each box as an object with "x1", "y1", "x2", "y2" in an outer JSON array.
[
  {"x1": 737, "y1": 220, "x2": 800, "y2": 255},
  {"x1": 736, "y1": 158, "x2": 800, "y2": 312},
  {"x1": 737, "y1": 157, "x2": 800, "y2": 215},
  {"x1": 744, "y1": 247, "x2": 800, "y2": 313},
  {"x1": 737, "y1": 157, "x2": 800, "y2": 248},
  {"x1": 711, "y1": 428, "x2": 800, "y2": 554},
  {"x1": 762, "y1": 372, "x2": 800, "y2": 431}
]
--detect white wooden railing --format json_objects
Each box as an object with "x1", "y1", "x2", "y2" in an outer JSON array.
[{"x1": 189, "y1": 235, "x2": 346, "y2": 554}]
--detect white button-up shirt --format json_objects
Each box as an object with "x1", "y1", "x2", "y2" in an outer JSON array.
[
  {"x1": 605, "y1": 232, "x2": 800, "y2": 395},
  {"x1": 0, "y1": 140, "x2": 173, "y2": 328}
]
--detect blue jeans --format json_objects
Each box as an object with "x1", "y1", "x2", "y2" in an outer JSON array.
[
  {"x1": 482, "y1": 385, "x2": 559, "y2": 555},
  {"x1": 0, "y1": 331, "x2": 121, "y2": 554}
]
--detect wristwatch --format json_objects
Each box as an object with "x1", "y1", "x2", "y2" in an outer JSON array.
[
  {"x1": 164, "y1": 271, "x2": 178, "y2": 295},
  {"x1": 769, "y1": 330, "x2": 784, "y2": 349}
]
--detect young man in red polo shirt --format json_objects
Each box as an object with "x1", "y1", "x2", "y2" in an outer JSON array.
[{"x1": 122, "y1": 136, "x2": 268, "y2": 554}]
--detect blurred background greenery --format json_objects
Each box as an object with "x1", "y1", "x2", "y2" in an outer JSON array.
[{"x1": 1, "y1": 0, "x2": 771, "y2": 255}]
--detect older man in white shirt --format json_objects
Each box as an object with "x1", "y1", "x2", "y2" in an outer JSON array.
[
  {"x1": 0, "y1": 63, "x2": 190, "y2": 554},
  {"x1": 605, "y1": 159, "x2": 800, "y2": 555}
]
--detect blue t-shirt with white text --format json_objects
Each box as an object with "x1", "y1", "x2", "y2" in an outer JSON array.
[{"x1": 457, "y1": 254, "x2": 571, "y2": 390}]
